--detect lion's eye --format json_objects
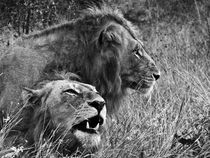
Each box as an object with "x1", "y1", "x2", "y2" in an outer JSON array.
[
  {"x1": 63, "y1": 89, "x2": 79, "y2": 95},
  {"x1": 132, "y1": 46, "x2": 142, "y2": 59}
]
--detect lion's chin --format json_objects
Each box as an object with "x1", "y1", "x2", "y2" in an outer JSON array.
[
  {"x1": 129, "y1": 80, "x2": 155, "y2": 96},
  {"x1": 140, "y1": 85, "x2": 154, "y2": 96},
  {"x1": 74, "y1": 130, "x2": 101, "y2": 148}
]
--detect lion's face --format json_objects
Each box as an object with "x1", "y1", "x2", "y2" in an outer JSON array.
[
  {"x1": 98, "y1": 23, "x2": 160, "y2": 95},
  {"x1": 20, "y1": 79, "x2": 106, "y2": 154},
  {"x1": 120, "y1": 28, "x2": 160, "y2": 95}
]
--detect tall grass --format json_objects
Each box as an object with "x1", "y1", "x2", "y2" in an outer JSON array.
[
  {"x1": 0, "y1": 10, "x2": 209, "y2": 158},
  {"x1": 95, "y1": 19, "x2": 210, "y2": 158}
]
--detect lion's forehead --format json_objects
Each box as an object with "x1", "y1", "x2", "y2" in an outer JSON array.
[{"x1": 49, "y1": 80, "x2": 97, "y2": 93}]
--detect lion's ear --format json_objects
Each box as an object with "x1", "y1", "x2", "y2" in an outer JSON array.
[
  {"x1": 98, "y1": 25, "x2": 121, "y2": 47},
  {"x1": 21, "y1": 87, "x2": 43, "y2": 103}
]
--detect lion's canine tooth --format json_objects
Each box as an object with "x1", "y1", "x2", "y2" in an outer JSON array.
[
  {"x1": 86, "y1": 121, "x2": 90, "y2": 129},
  {"x1": 94, "y1": 123, "x2": 99, "y2": 130}
]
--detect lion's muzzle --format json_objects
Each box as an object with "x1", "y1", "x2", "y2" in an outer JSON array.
[
  {"x1": 72, "y1": 97, "x2": 106, "y2": 149},
  {"x1": 73, "y1": 97, "x2": 106, "y2": 134}
]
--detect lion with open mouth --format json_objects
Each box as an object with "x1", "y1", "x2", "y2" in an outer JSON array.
[{"x1": 6, "y1": 76, "x2": 106, "y2": 156}]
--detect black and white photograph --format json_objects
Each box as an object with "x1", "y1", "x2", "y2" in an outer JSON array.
[{"x1": 0, "y1": 0, "x2": 209, "y2": 157}]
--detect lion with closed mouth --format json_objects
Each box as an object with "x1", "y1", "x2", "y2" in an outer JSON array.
[{"x1": 6, "y1": 76, "x2": 106, "y2": 156}]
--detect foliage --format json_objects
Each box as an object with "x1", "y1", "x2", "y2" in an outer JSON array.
[
  {"x1": 0, "y1": 0, "x2": 77, "y2": 35},
  {"x1": 0, "y1": 0, "x2": 209, "y2": 35}
]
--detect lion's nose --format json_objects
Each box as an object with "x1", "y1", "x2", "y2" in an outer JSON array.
[
  {"x1": 153, "y1": 72, "x2": 160, "y2": 81},
  {"x1": 88, "y1": 98, "x2": 107, "y2": 126},
  {"x1": 88, "y1": 100, "x2": 105, "y2": 113}
]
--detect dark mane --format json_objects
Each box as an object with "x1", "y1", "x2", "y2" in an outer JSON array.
[{"x1": 81, "y1": 5, "x2": 139, "y2": 40}]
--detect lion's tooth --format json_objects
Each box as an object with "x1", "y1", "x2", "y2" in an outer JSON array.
[
  {"x1": 86, "y1": 121, "x2": 90, "y2": 129},
  {"x1": 94, "y1": 123, "x2": 99, "y2": 130}
]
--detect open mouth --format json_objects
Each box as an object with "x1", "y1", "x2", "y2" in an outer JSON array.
[{"x1": 73, "y1": 115, "x2": 104, "y2": 134}]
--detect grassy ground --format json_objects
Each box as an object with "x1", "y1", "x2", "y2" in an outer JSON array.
[{"x1": 0, "y1": 13, "x2": 210, "y2": 158}]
